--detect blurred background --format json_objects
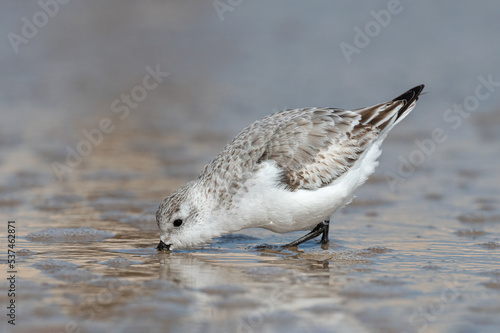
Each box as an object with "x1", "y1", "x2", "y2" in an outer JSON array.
[
  {"x1": 1, "y1": 1, "x2": 499, "y2": 332},
  {"x1": 1, "y1": 1, "x2": 500, "y2": 182}
]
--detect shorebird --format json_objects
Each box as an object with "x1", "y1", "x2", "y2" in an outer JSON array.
[{"x1": 156, "y1": 85, "x2": 424, "y2": 250}]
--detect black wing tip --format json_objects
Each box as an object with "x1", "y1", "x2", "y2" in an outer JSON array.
[
  {"x1": 392, "y1": 84, "x2": 425, "y2": 118},
  {"x1": 392, "y1": 84, "x2": 425, "y2": 103}
]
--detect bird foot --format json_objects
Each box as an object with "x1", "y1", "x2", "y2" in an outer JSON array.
[{"x1": 283, "y1": 220, "x2": 330, "y2": 248}]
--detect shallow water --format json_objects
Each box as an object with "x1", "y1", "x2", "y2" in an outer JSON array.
[
  {"x1": 2, "y1": 1, "x2": 500, "y2": 333},
  {"x1": 2, "y1": 110, "x2": 500, "y2": 332}
]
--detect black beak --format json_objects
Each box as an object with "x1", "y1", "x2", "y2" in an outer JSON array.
[{"x1": 157, "y1": 240, "x2": 171, "y2": 251}]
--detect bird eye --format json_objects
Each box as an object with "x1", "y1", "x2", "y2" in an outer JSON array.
[{"x1": 173, "y1": 219, "x2": 183, "y2": 227}]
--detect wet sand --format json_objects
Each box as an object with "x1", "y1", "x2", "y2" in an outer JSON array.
[{"x1": 2, "y1": 105, "x2": 500, "y2": 332}]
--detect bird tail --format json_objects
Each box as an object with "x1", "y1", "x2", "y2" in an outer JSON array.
[
  {"x1": 355, "y1": 84, "x2": 425, "y2": 133},
  {"x1": 391, "y1": 84, "x2": 425, "y2": 123}
]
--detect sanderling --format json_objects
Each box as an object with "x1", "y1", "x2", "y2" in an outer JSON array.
[{"x1": 156, "y1": 85, "x2": 425, "y2": 250}]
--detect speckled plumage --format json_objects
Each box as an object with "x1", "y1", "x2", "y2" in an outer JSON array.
[{"x1": 156, "y1": 85, "x2": 424, "y2": 250}]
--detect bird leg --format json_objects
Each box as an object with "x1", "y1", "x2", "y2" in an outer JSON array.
[
  {"x1": 283, "y1": 220, "x2": 330, "y2": 248},
  {"x1": 320, "y1": 220, "x2": 330, "y2": 245}
]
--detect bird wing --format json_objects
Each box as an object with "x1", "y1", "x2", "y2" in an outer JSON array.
[
  {"x1": 258, "y1": 104, "x2": 402, "y2": 190},
  {"x1": 201, "y1": 85, "x2": 424, "y2": 192}
]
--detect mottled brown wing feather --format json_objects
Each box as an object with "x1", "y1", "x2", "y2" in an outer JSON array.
[
  {"x1": 200, "y1": 85, "x2": 423, "y2": 194},
  {"x1": 261, "y1": 107, "x2": 389, "y2": 190}
]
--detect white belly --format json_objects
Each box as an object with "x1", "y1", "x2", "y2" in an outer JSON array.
[{"x1": 230, "y1": 141, "x2": 383, "y2": 233}]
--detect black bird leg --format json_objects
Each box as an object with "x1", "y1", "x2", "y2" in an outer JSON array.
[
  {"x1": 320, "y1": 220, "x2": 330, "y2": 245},
  {"x1": 283, "y1": 220, "x2": 330, "y2": 248}
]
